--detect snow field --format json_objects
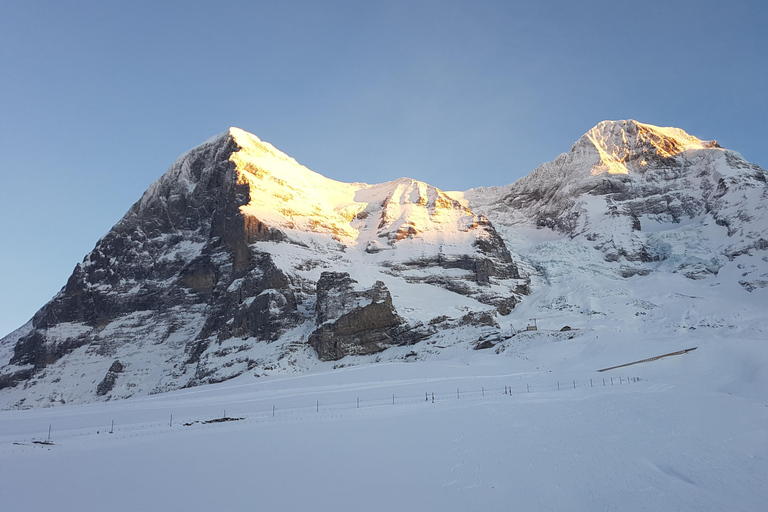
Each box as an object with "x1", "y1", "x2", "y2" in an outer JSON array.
[{"x1": 2, "y1": 331, "x2": 767, "y2": 511}]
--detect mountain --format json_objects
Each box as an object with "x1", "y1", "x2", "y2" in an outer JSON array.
[
  {"x1": 459, "y1": 120, "x2": 768, "y2": 282},
  {"x1": 1, "y1": 120, "x2": 766, "y2": 409},
  {"x1": 0, "y1": 128, "x2": 525, "y2": 408}
]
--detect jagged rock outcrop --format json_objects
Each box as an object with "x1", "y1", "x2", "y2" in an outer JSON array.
[
  {"x1": 96, "y1": 360, "x2": 124, "y2": 396},
  {"x1": 309, "y1": 272, "x2": 429, "y2": 360}
]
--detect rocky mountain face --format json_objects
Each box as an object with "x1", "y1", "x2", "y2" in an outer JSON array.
[
  {"x1": 1, "y1": 120, "x2": 766, "y2": 409},
  {"x1": 461, "y1": 120, "x2": 768, "y2": 282},
  {"x1": 0, "y1": 128, "x2": 525, "y2": 407},
  {"x1": 308, "y1": 272, "x2": 422, "y2": 361}
]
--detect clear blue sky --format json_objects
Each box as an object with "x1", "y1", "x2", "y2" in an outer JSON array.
[{"x1": 1, "y1": 0, "x2": 766, "y2": 337}]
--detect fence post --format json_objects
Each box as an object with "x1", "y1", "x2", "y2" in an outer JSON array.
[
  {"x1": 110, "y1": 420, "x2": 114, "y2": 434},
  {"x1": 393, "y1": 394, "x2": 395, "y2": 405},
  {"x1": 272, "y1": 405, "x2": 275, "y2": 417},
  {"x1": 557, "y1": 381, "x2": 560, "y2": 390},
  {"x1": 611, "y1": 377, "x2": 613, "y2": 385},
  {"x1": 357, "y1": 397, "x2": 359, "y2": 408},
  {"x1": 432, "y1": 392, "x2": 434, "y2": 403},
  {"x1": 48, "y1": 425, "x2": 52, "y2": 441},
  {"x1": 426, "y1": 392, "x2": 428, "y2": 402},
  {"x1": 590, "y1": 379, "x2": 593, "y2": 388},
  {"x1": 482, "y1": 387, "x2": 485, "y2": 397},
  {"x1": 170, "y1": 415, "x2": 173, "y2": 427},
  {"x1": 457, "y1": 388, "x2": 460, "y2": 399},
  {"x1": 317, "y1": 401, "x2": 319, "y2": 413},
  {"x1": 603, "y1": 378, "x2": 605, "y2": 386},
  {"x1": 527, "y1": 383, "x2": 529, "y2": 393},
  {"x1": 573, "y1": 380, "x2": 576, "y2": 389}
]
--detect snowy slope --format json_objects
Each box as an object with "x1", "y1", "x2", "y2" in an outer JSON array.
[{"x1": 1, "y1": 328, "x2": 766, "y2": 512}]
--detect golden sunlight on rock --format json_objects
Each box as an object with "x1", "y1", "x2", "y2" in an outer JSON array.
[{"x1": 586, "y1": 120, "x2": 711, "y2": 176}]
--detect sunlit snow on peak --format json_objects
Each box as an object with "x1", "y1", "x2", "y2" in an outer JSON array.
[
  {"x1": 586, "y1": 120, "x2": 719, "y2": 176},
  {"x1": 226, "y1": 128, "x2": 492, "y2": 255}
]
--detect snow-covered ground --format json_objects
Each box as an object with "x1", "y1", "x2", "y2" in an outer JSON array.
[{"x1": 2, "y1": 327, "x2": 766, "y2": 511}]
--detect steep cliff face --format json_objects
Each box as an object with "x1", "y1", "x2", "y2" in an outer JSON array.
[
  {"x1": 308, "y1": 272, "x2": 425, "y2": 361},
  {"x1": 9, "y1": 132, "x2": 301, "y2": 371},
  {"x1": 0, "y1": 128, "x2": 526, "y2": 407},
  {"x1": 462, "y1": 120, "x2": 768, "y2": 281}
]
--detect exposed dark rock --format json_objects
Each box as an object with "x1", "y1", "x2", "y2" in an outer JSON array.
[
  {"x1": 459, "y1": 311, "x2": 498, "y2": 328},
  {"x1": 739, "y1": 280, "x2": 768, "y2": 292},
  {"x1": 96, "y1": 360, "x2": 124, "y2": 396},
  {"x1": 619, "y1": 266, "x2": 653, "y2": 278},
  {"x1": 387, "y1": 250, "x2": 526, "y2": 315},
  {"x1": 5, "y1": 132, "x2": 304, "y2": 381},
  {"x1": 475, "y1": 294, "x2": 519, "y2": 316},
  {"x1": 0, "y1": 367, "x2": 35, "y2": 391},
  {"x1": 309, "y1": 273, "x2": 425, "y2": 361},
  {"x1": 179, "y1": 256, "x2": 219, "y2": 294},
  {"x1": 474, "y1": 340, "x2": 495, "y2": 350}
]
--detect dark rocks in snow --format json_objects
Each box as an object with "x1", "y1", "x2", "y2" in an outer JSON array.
[
  {"x1": 739, "y1": 280, "x2": 768, "y2": 292},
  {"x1": 96, "y1": 360, "x2": 124, "y2": 396},
  {"x1": 474, "y1": 339, "x2": 496, "y2": 350},
  {"x1": 459, "y1": 311, "x2": 498, "y2": 328},
  {"x1": 196, "y1": 251, "x2": 299, "y2": 343},
  {"x1": 0, "y1": 367, "x2": 34, "y2": 391},
  {"x1": 309, "y1": 272, "x2": 426, "y2": 361},
  {"x1": 387, "y1": 251, "x2": 525, "y2": 315},
  {"x1": 11, "y1": 330, "x2": 89, "y2": 369},
  {"x1": 619, "y1": 266, "x2": 653, "y2": 278}
]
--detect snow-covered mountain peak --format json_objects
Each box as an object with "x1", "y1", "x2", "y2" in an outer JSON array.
[
  {"x1": 229, "y1": 127, "x2": 311, "y2": 172},
  {"x1": 582, "y1": 119, "x2": 719, "y2": 176},
  {"x1": 462, "y1": 119, "x2": 767, "y2": 282},
  {"x1": 223, "y1": 129, "x2": 500, "y2": 256},
  {"x1": 0, "y1": 127, "x2": 529, "y2": 407}
]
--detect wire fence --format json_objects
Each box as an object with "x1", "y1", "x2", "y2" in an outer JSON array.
[
  {"x1": 224, "y1": 375, "x2": 643, "y2": 419},
  {"x1": 27, "y1": 375, "x2": 643, "y2": 444}
]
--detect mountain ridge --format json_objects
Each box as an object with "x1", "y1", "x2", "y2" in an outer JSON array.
[
  {"x1": 1, "y1": 120, "x2": 766, "y2": 409},
  {"x1": 459, "y1": 119, "x2": 767, "y2": 279}
]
